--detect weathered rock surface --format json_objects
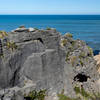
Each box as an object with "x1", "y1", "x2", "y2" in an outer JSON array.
[
  {"x1": 61, "y1": 33, "x2": 100, "y2": 92},
  {"x1": 0, "y1": 28, "x2": 99, "y2": 100},
  {"x1": 94, "y1": 54, "x2": 100, "y2": 74},
  {"x1": 94, "y1": 54, "x2": 100, "y2": 91}
]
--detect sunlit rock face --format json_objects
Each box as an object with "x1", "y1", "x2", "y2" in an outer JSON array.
[
  {"x1": 0, "y1": 27, "x2": 99, "y2": 100},
  {"x1": 94, "y1": 54, "x2": 100, "y2": 74},
  {"x1": 0, "y1": 28, "x2": 65, "y2": 94},
  {"x1": 94, "y1": 54, "x2": 100, "y2": 92}
]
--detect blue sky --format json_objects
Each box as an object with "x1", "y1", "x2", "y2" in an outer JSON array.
[{"x1": 0, "y1": 0, "x2": 100, "y2": 15}]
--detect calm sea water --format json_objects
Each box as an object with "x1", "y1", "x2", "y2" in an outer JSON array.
[{"x1": 0, "y1": 15, "x2": 100, "y2": 52}]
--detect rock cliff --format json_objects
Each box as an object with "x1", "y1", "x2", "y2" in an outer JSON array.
[{"x1": 0, "y1": 27, "x2": 99, "y2": 100}]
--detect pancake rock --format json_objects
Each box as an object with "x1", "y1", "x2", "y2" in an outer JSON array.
[{"x1": 0, "y1": 27, "x2": 99, "y2": 100}]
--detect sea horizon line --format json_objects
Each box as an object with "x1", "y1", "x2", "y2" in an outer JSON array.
[{"x1": 0, "y1": 14, "x2": 100, "y2": 16}]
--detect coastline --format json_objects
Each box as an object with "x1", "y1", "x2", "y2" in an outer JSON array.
[
  {"x1": 0, "y1": 27, "x2": 99, "y2": 99},
  {"x1": 0, "y1": 15, "x2": 100, "y2": 52}
]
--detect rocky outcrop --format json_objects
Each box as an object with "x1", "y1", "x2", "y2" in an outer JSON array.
[
  {"x1": 0, "y1": 27, "x2": 99, "y2": 100},
  {"x1": 94, "y1": 54, "x2": 100, "y2": 91},
  {"x1": 61, "y1": 33, "x2": 100, "y2": 92},
  {"x1": 94, "y1": 54, "x2": 100, "y2": 74}
]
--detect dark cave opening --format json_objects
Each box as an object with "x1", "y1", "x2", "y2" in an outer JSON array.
[
  {"x1": 37, "y1": 38, "x2": 44, "y2": 44},
  {"x1": 74, "y1": 73, "x2": 90, "y2": 82},
  {"x1": 24, "y1": 97, "x2": 31, "y2": 100}
]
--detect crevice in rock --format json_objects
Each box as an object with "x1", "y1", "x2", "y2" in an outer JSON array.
[
  {"x1": 23, "y1": 39, "x2": 32, "y2": 42},
  {"x1": 1, "y1": 94, "x2": 4, "y2": 100},
  {"x1": 74, "y1": 73, "x2": 90, "y2": 82},
  {"x1": 37, "y1": 38, "x2": 44, "y2": 44},
  {"x1": 9, "y1": 67, "x2": 21, "y2": 87},
  {"x1": 24, "y1": 97, "x2": 31, "y2": 100},
  {"x1": 0, "y1": 39, "x2": 3, "y2": 56}
]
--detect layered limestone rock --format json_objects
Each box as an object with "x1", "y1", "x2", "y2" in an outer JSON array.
[
  {"x1": 94, "y1": 54, "x2": 100, "y2": 91},
  {"x1": 0, "y1": 28, "x2": 66, "y2": 100},
  {"x1": 61, "y1": 33, "x2": 100, "y2": 92},
  {"x1": 0, "y1": 27, "x2": 99, "y2": 100},
  {"x1": 94, "y1": 54, "x2": 100, "y2": 74}
]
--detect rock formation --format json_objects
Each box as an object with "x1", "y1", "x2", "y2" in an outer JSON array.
[
  {"x1": 0, "y1": 27, "x2": 99, "y2": 100},
  {"x1": 94, "y1": 54, "x2": 100, "y2": 74},
  {"x1": 94, "y1": 54, "x2": 100, "y2": 91}
]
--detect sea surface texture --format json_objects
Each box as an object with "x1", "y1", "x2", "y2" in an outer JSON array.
[{"x1": 0, "y1": 15, "x2": 100, "y2": 52}]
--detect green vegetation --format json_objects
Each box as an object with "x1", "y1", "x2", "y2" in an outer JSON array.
[
  {"x1": 46, "y1": 27, "x2": 52, "y2": 30},
  {"x1": 0, "y1": 54, "x2": 4, "y2": 58},
  {"x1": 78, "y1": 52, "x2": 86, "y2": 66},
  {"x1": 79, "y1": 52, "x2": 86, "y2": 58},
  {"x1": 58, "y1": 87, "x2": 100, "y2": 100},
  {"x1": 74, "y1": 86, "x2": 90, "y2": 98},
  {"x1": 61, "y1": 39, "x2": 67, "y2": 46},
  {"x1": 87, "y1": 46, "x2": 93, "y2": 56},
  {"x1": 74, "y1": 86, "x2": 100, "y2": 100},
  {"x1": 19, "y1": 25, "x2": 25, "y2": 28},
  {"x1": 74, "y1": 86, "x2": 81, "y2": 95},
  {"x1": 58, "y1": 89, "x2": 80, "y2": 100},
  {"x1": 58, "y1": 93, "x2": 78, "y2": 100},
  {"x1": 80, "y1": 60, "x2": 84, "y2": 66},
  {"x1": 66, "y1": 33, "x2": 73, "y2": 38},
  {"x1": 92, "y1": 93, "x2": 100, "y2": 100},
  {"x1": 38, "y1": 30, "x2": 45, "y2": 32},
  {"x1": 24, "y1": 89, "x2": 46, "y2": 100},
  {"x1": 71, "y1": 41, "x2": 76, "y2": 46},
  {"x1": 66, "y1": 51, "x2": 70, "y2": 61},
  {"x1": 6, "y1": 41, "x2": 18, "y2": 51},
  {"x1": 70, "y1": 56, "x2": 77, "y2": 66},
  {"x1": 34, "y1": 27, "x2": 39, "y2": 30},
  {"x1": 68, "y1": 46, "x2": 74, "y2": 51},
  {"x1": 0, "y1": 31, "x2": 8, "y2": 39}
]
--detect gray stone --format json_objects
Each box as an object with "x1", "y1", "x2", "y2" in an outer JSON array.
[
  {"x1": 0, "y1": 28, "x2": 99, "y2": 99},
  {"x1": 13, "y1": 28, "x2": 29, "y2": 32}
]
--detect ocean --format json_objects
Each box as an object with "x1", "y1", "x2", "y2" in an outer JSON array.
[{"x1": 0, "y1": 15, "x2": 100, "y2": 53}]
